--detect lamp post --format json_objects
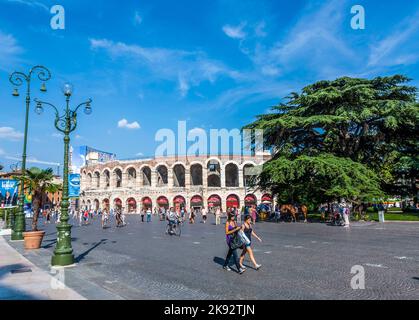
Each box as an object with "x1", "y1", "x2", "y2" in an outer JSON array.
[
  {"x1": 34, "y1": 83, "x2": 92, "y2": 266},
  {"x1": 9, "y1": 66, "x2": 51, "y2": 241}
]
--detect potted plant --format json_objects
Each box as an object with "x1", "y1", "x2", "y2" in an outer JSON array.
[{"x1": 18, "y1": 167, "x2": 60, "y2": 249}]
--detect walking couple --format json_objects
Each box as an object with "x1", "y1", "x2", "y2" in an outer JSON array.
[{"x1": 223, "y1": 213, "x2": 262, "y2": 274}]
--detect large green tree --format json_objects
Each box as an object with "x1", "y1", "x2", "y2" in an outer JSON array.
[{"x1": 245, "y1": 75, "x2": 419, "y2": 207}]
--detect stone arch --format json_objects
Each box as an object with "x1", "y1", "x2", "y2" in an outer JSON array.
[
  {"x1": 245, "y1": 194, "x2": 257, "y2": 207},
  {"x1": 102, "y1": 169, "x2": 111, "y2": 188},
  {"x1": 126, "y1": 197, "x2": 137, "y2": 213},
  {"x1": 207, "y1": 158, "x2": 221, "y2": 187},
  {"x1": 225, "y1": 162, "x2": 239, "y2": 187},
  {"x1": 242, "y1": 163, "x2": 256, "y2": 187},
  {"x1": 113, "y1": 168, "x2": 123, "y2": 188},
  {"x1": 93, "y1": 199, "x2": 100, "y2": 211},
  {"x1": 190, "y1": 163, "x2": 203, "y2": 186},
  {"x1": 173, "y1": 163, "x2": 185, "y2": 187},
  {"x1": 113, "y1": 197, "x2": 123, "y2": 209},
  {"x1": 207, "y1": 194, "x2": 222, "y2": 210},
  {"x1": 102, "y1": 198, "x2": 110, "y2": 211},
  {"x1": 93, "y1": 171, "x2": 100, "y2": 188},
  {"x1": 126, "y1": 167, "x2": 137, "y2": 187},
  {"x1": 226, "y1": 194, "x2": 240, "y2": 209},
  {"x1": 140, "y1": 165, "x2": 151, "y2": 186},
  {"x1": 157, "y1": 196, "x2": 169, "y2": 209},
  {"x1": 156, "y1": 164, "x2": 168, "y2": 186},
  {"x1": 141, "y1": 196, "x2": 152, "y2": 209},
  {"x1": 86, "y1": 172, "x2": 92, "y2": 188},
  {"x1": 190, "y1": 195, "x2": 203, "y2": 208},
  {"x1": 173, "y1": 195, "x2": 186, "y2": 209}
]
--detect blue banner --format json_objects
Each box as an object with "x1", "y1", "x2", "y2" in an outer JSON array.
[
  {"x1": 0, "y1": 179, "x2": 19, "y2": 207},
  {"x1": 69, "y1": 174, "x2": 80, "y2": 198}
]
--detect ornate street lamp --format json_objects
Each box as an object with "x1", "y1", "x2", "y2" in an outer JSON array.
[
  {"x1": 34, "y1": 83, "x2": 92, "y2": 266},
  {"x1": 9, "y1": 66, "x2": 51, "y2": 241}
]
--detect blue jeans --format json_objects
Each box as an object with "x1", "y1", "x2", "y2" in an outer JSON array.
[
  {"x1": 147, "y1": 214, "x2": 151, "y2": 222},
  {"x1": 223, "y1": 245, "x2": 241, "y2": 270}
]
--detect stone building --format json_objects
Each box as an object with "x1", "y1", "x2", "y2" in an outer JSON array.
[{"x1": 79, "y1": 154, "x2": 273, "y2": 213}]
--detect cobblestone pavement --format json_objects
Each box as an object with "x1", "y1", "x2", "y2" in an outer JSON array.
[{"x1": 6, "y1": 215, "x2": 419, "y2": 300}]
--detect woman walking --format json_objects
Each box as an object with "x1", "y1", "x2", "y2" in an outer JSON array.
[
  {"x1": 223, "y1": 213, "x2": 246, "y2": 274},
  {"x1": 239, "y1": 215, "x2": 262, "y2": 270},
  {"x1": 146, "y1": 207, "x2": 152, "y2": 222}
]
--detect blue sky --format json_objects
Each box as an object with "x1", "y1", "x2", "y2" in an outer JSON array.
[{"x1": 0, "y1": 0, "x2": 418, "y2": 172}]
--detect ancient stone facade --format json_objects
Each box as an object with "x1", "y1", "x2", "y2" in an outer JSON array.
[{"x1": 79, "y1": 154, "x2": 273, "y2": 213}]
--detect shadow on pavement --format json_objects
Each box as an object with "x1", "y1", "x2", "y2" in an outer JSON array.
[
  {"x1": 213, "y1": 256, "x2": 225, "y2": 266},
  {"x1": 0, "y1": 263, "x2": 41, "y2": 300},
  {"x1": 74, "y1": 239, "x2": 108, "y2": 263}
]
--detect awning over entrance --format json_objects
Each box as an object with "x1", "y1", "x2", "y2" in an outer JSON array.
[
  {"x1": 208, "y1": 195, "x2": 221, "y2": 207},
  {"x1": 157, "y1": 196, "x2": 169, "y2": 205},
  {"x1": 190, "y1": 195, "x2": 203, "y2": 206},
  {"x1": 261, "y1": 194, "x2": 273, "y2": 203},
  {"x1": 226, "y1": 194, "x2": 240, "y2": 208},
  {"x1": 245, "y1": 194, "x2": 257, "y2": 205}
]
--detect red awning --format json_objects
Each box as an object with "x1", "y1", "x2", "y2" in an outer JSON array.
[
  {"x1": 128, "y1": 199, "x2": 136, "y2": 204},
  {"x1": 157, "y1": 197, "x2": 168, "y2": 204},
  {"x1": 191, "y1": 196, "x2": 203, "y2": 204},
  {"x1": 226, "y1": 195, "x2": 239, "y2": 208},
  {"x1": 208, "y1": 196, "x2": 221, "y2": 203},
  {"x1": 261, "y1": 194, "x2": 273, "y2": 202},
  {"x1": 114, "y1": 199, "x2": 122, "y2": 205},
  {"x1": 173, "y1": 196, "x2": 185, "y2": 204},
  {"x1": 142, "y1": 197, "x2": 152, "y2": 204},
  {"x1": 245, "y1": 194, "x2": 257, "y2": 202}
]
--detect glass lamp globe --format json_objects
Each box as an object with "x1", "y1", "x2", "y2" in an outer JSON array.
[{"x1": 62, "y1": 82, "x2": 74, "y2": 96}]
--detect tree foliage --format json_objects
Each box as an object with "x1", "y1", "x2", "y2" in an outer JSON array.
[
  {"x1": 18, "y1": 167, "x2": 61, "y2": 231},
  {"x1": 245, "y1": 75, "x2": 419, "y2": 205}
]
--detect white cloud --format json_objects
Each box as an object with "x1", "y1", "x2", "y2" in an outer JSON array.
[
  {"x1": 118, "y1": 118, "x2": 140, "y2": 130},
  {"x1": 0, "y1": 127, "x2": 24, "y2": 140},
  {"x1": 178, "y1": 74, "x2": 190, "y2": 97},
  {"x1": 52, "y1": 133, "x2": 63, "y2": 138},
  {"x1": 133, "y1": 11, "x2": 142, "y2": 26},
  {"x1": 5, "y1": 0, "x2": 49, "y2": 11},
  {"x1": 254, "y1": 21, "x2": 267, "y2": 37},
  {"x1": 0, "y1": 148, "x2": 5, "y2": 156},
  {"x1": 0, "y1": 31, "x2": 23, "y2": 69},
  {"x1": 90, "y1": 38, "x2": 237, "y2": 97},
  {"x1": 136, "y1": 152, "x2": 144, "y2": 156},
  {"x1": 222, "y1": 23, "x2": 247, "y2": 39},
  {"x1": 6, "y1": 156, "x2": 60, "y2": 166},
  {"x1": 368, "y1": 10, "x2": 419, "y2": 67}
]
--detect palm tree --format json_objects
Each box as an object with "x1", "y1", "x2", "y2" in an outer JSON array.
[{"x1": 19, "y1": 167, "x2": 61, "y2": 231}]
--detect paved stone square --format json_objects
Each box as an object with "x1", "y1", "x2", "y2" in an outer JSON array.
[{"x1": 5, "y1": 215, "x2": 419, "y2": 300}]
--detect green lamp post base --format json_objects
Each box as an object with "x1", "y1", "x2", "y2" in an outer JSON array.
[
  {"x1": 11, "y1": 209, "x2": 25, "y2": 241},
  {"x1": 11, "y1": 231, "x2": 24, "y2": 241},
  {"x1": 51, "y1": 253, "x2": 75, "y2": 266},
  {"x1": 51, "y1": 223, "x2": 74, "y2": 266}
]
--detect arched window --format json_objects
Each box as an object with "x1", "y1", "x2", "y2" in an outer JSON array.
[
  {"x1": 225, "y1": 163, "x2": 239, "y2": 187},
  {"x1": 127, "y1": 167, "x2": 136, "y2": 187},
  {"x1": 190, "y1": 164, "x2": 203, "y2": 186},
  {"x1": 173, "y1": 164, "x2": 185, "y2": 187},
  {"x1": 142, "y1": 167, "x2": 151, "y2": 186},
  {"x1": 156, "y1": 165, "x2": 168, "y2": 186},
  {"x1": 114, "y1": 169, "x2": 122, "y2": 188}
]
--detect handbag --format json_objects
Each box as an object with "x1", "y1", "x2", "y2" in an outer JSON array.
[
  {"x1": 238, "y1": 230, "x2": 251, "y2": 246},
  {"x1": 230, "y1": 231, "x2": 245, "y2": 249}
]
